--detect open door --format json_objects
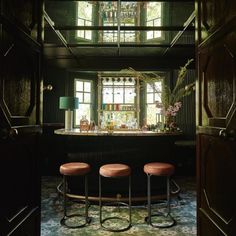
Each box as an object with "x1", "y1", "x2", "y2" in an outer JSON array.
[
  {"x1": 196, "y1": 1, "x2": 236, "y2": 235},
  {"x1": 0, "y1": 1, "x2": 43, "y2": 235}
]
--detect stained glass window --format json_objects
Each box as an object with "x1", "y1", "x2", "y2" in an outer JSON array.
[{"x1": 101, "y1": 77, "x2": 136, "y2": 128}]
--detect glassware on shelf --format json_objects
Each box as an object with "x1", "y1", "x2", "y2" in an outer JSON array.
[
  {"x1": 109, "y1": 113, "x2": 115, "y2": 130},
  {"x1": 106, "y1": 113, "x2": 115, "y2": 131},
  {"x1": 132, "y1": 118, "x2": 138, "y2": 129},
  {"x1": 80, "y1": 115, "x2": 89, "y2": 132},
  {"x1": 89, "y1": 120, "x2": 96, "y2": 131},
  {"x1": 100, "y1": 115, "x2": 105, "y2": 129}
]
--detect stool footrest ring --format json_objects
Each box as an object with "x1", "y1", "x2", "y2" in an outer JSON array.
[
  {"x1": 102, "y1": 201, "x2": 129, "y2": 208},
  {"x1": 101, "y1": 216, "x2": 131, "y2": 232},
  {"x1": 60, "y1": 214, "x2": 92, "y2": 229},
  {"x1": 145, "y1": 212, "x2": 176, "y2": 228}
]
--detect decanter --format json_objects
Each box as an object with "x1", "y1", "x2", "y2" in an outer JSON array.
[{"x1": 80, "y1": 115, "x2": 89, "y2": 132}]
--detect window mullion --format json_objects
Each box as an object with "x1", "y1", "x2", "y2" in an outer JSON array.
[
  {"x1": 82, "y1": 81, "x2": 85, "y2": 103},
  {"x1": 123, "y1": 83, "x2": 125, "y2": 104},
  {"x1": 112, "y1": 82, "x2": 114, "y2": 103},
  {"x1": 117, "y1": 0, "x2": 121, "y2": 50}
]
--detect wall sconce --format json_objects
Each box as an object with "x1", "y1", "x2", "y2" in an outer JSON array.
[
  {"x1": 59, "y1": 96, "x2": 79, "y2": 130},
  {"x1": 43, "y1": 84, "x2": 53, "y2": 91}
]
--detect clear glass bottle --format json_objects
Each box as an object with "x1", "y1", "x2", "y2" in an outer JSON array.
[
  {"x1": 80, "y1": 115, "x2": 89, "y2": 132},
  {"x1": 106, "y1": 114, "x2": 111, "y2": 129}
]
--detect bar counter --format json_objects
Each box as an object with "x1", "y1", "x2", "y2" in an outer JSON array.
[
  {"x1": 54, "y1": 128, "x2": 183, "y2": 202},
  {"x1": 55, "y1": 128, "x2": 182, "y2": 136}
]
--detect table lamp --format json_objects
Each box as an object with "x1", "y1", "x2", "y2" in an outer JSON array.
[{"x1": 59, "y1": 96, "x2": 79, "y2": 130}]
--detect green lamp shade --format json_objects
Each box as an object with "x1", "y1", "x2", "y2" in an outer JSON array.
[{"x1": 59, "y1": 97, "x2": 79, "y2": 110}]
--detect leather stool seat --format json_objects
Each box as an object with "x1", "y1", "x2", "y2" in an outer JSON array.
[
  {"x1": 99, "y1": 164, "x2": 131, "y2": 177},
  {"x1": 144, "y1": 162, "x2": 175, "y2": 176},
  {"x1": 60, "y1": 162, "x2": 90, "y2": 176},
  {"x1": 144, "y1": 162, "x2": 176, "y2": 228},
  {"x1": 59, "y1": 162, "x2": 91, "y2": 228},
  {"x1": 99, "y1": 163, "x2": 132, "y2": 232}
]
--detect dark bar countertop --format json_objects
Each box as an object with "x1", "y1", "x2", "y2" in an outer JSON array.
[{"x1": 54, "y1": 128, "x2": 182, "y2": 136}]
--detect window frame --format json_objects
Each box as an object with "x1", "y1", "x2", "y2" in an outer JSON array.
[
  {"x1": 145, "y1": 79, "x2": 164, "y2": 125},
  {"x1": 145, "y1": 2, "x2": 165, "y2": 42},
  {"x1": 74, "y1": 78, "x2": 93, "y2": 127},
  {"x1": 75, "y1": 1, "x2": 165, "y2": 43},
  {"x1": 76, "y1": 1, "x2": 93, "y2": 41},
  {"x1": 102, "y1": 77, "x2": 136, "y2": 105}
]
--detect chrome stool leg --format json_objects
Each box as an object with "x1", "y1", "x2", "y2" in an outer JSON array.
[
  {"x1": 99, "y1": 175, "x2": 132, "y2": 232},
  {"x1": 145, "y1": 174, "x2": 176, "y2": 228},
  {"x1": 60, "y1": 175, "x2": 91, "y2": 228}
]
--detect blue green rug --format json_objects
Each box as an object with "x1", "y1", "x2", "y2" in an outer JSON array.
[{"x1": 41, "y1": 176, "x2": 196, "y2": 236}]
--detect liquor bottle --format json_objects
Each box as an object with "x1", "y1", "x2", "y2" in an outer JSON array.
[
  {"x1": 80, "y1": 115, "x2": 89, "y2": 132},
  {"x1": 106, "y1": 114, "x2": 110, "y2": 128},
  {"x1": 110, "y1": 113, "x2": 115, "y2": 130}
]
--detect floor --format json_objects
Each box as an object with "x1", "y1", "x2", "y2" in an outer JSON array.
[{"x1": 41, "y1": 176, "x2": 196, "y2": 236}]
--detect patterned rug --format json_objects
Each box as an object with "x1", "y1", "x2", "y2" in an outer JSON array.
[{"x1": 41, "y1": 176, "x2": 196, "y2": 236}]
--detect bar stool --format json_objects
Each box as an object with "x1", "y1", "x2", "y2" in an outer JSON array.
[
  {"x1": 59, "y1": 162, "x2": 91, "y2": 228},
  {"x1": 144, "y1": 162, "x2": 176, "y2": 228},
  {"x1": 99, "y1": 163, "x2": 132, "y2": 232}
]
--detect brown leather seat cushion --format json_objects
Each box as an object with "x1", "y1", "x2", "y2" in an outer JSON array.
[
  {"x1": 144, "y1": 162, "x2": 175, "y2": 176},
  {"x1": 99, "y1": 164, "x2": 131, "y2": 177},
  {"x1": 60, "y1": 162, "x2": 91, "y2": 176}
]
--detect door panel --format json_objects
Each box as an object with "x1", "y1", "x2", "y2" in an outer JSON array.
[
  {"x1": 198, "y1": 215, "x2": 226, "y2": 236},
  {"x1": 196, "y1": 0, "x2": 236, "y2": 235},
  {"x1": 199, "y1": 134, "x2": 236, "y2": 235},
  {"x1": 198, "y1": 19, "x2": 236, "y2": 128},
  {"x1": 0, "y1": 0, "x2": 42, "y2": 235},
  {"x1": 0, "y1": 128, "x2": 41, "y2": 236},
  {"x1": 1, "y1": 29, "x2": 38, "y2": 125}
]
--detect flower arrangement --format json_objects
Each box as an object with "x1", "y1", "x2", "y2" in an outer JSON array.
[
  {"x1": 121, "y1": 59, "x2": 195, "y2": 130},
  {"x1": 165, "y1": 101, "x2": 182, "y2": 117},
  {"x1": 162, "y1": 59, "x2": 195, "y2": 114}
]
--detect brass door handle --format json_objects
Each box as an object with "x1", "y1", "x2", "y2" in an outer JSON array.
[
  {"x1": 219, "y1": 129, "x2": 227, "y2": 140},
  {"x1": 9, "y1": 128, "x2": 18, "y2": 138}
]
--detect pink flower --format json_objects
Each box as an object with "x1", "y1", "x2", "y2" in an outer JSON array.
[{"x1": 165, "y1": 102, "x2": 182, "y2": 117}]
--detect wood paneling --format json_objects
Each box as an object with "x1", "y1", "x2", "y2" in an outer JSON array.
[
  {"x1": 196, "y1": 0, "x2": 236, "y2": 235},
  {"x1": 198, "y1": 134, "x2": 236, "y2": 235},
  {"x1": 198, "y1": 21, "x2": 236, "y2": 128},
  {"x1": 0, "y1": 127, "x2": 41, "y2": 236},
  {"x1": 0, "y1": 0, "x2": 43, "y2": 235},
  {"x1": 199, "y1": 0, "x2": 236, "y2": 42},
  {"x1": 1, "y1": 0, "x2": 38, "y2": 39},
  {"x1": 1, "y1": 29, "x2": 38, "y2": 120}
]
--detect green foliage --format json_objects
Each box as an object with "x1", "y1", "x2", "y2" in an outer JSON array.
[
  {"x1": 163, "y1": 59, "x2": 194, "y2": 109},
  {"x1": 121, "y1": 59, "x2": 195, "y2": 110}
]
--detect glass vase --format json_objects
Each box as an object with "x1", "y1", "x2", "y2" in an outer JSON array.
[{"x1": 165, "y1": 115, "x2": 176, "y2": 131}]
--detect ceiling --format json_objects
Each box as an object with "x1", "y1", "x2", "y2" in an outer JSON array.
[{"x1": 44, "y1": 0, "x2": 195, "y2": 70}]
